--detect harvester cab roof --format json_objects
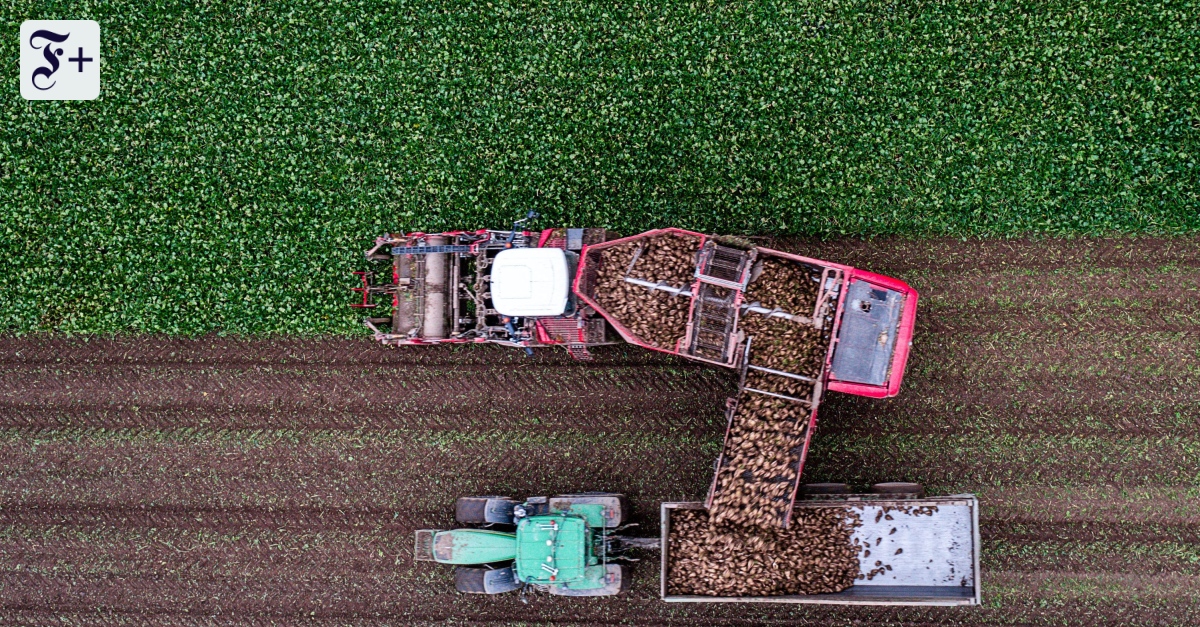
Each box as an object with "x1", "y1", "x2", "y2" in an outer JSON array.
[{"x1": 490, "y1": 248, "x2": 572, "y2": 317}]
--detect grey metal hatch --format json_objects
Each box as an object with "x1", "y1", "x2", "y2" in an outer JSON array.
[{"x1": 830, "y1": 280, "x2": 904, "y2": 387}]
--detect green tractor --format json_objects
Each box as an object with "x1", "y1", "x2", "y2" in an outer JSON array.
[{"x1": 415, "y1": 493, "x2": 654, "y2": 596}]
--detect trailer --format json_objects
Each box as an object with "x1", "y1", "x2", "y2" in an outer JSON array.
[{"x1": 660, "y1": 495, "x2": 981, "y2": 606}]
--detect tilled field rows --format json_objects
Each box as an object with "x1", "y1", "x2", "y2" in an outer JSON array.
[
  {"x1": 0, "y1": 357, "x2": 731, "y2": 434},
  {"x1": 2, "y1": 236, "x2": 1200, "y2": 626}
]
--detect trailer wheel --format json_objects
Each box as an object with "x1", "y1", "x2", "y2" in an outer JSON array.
[
  {"x1": 870, "y1": 482, "x2": 924, "y2": 498},
  {"x1": 802, "y1": 482, "x2": 851, "y2": 495},
  {"x1": 455, "y1": 496, "x2": 513, "y2": 524}
]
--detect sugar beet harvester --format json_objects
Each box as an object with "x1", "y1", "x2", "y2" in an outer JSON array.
[
  {"x1": 353, "y1": 216, "x2": 918, "y2": 399},
  {"x1": 414, "y1": 493, "x2": 654, "y2": 596}
]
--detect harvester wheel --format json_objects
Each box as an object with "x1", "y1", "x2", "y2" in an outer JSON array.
[
  {"x1": 870, "y1": 482, "x2": 924, "y2": 498},
  {"x1": 455, "y1": 496, "x2": 514, "y2": 525},
  {"x1": 802, "y1": 482, "x2": 851, "y2": 495}
]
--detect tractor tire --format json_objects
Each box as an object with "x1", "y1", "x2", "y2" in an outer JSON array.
[
  {"x1": 870, "y1": 482, "x2": 924, "y2": 498},
  {"x1": 618, "y1": 564, "x2": 632, "y2": 593},
  {"x1": 802, "y1": 482, "x2": 851, "y2": 495},
  {"x1": 556, "y1": 492, "x2": 629, "y2": 526},
  {"x1": 548, "y1": 564, "x2": 629, "y2": 597},
  {"x1": 455, "y1": 496, "x2": 509, "y2": 525},
  {"x1": 454, "y1": 567, "x2": 488, "y2": 594},
  {"x1": 455, "y1": 566, "x2": 520, "y2": 595}
]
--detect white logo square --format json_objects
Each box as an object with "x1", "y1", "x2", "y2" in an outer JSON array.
[{"x1": 20, "y1": 20, "x2": 101, "y2": 100}]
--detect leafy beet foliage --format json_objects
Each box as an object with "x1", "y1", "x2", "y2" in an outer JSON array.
[{"x1": 3, "y1": 0, "x2": 1196, "y2": 333}]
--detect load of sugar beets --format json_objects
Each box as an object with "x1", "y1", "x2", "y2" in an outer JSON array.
[{"x1": 355, "y1": 220, "x2": 978, "y2": 605}]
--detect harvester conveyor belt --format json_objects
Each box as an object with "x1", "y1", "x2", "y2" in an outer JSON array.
[{"x1": 741, "y1": 386, "x2": 814, "y2": 406}]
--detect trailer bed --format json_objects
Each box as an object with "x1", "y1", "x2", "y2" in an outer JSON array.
[{"x1": 661, "y1": 496, "x2": 981, "y2": 606}]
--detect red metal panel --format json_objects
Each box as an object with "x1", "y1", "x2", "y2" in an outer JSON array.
[
  {"x1": 535, "y1": 317, "x2": 584, "y2": 345},
  {"x1": 753, "y1": 246, "x2": 854, "y2": 274}
]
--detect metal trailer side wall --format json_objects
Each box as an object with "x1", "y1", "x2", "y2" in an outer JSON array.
[{"x1": 660, "y1": 497, "x2": 981, "y2": 606}]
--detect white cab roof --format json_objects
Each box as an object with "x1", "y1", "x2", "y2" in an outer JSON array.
[{"x1": 490, "y1": 248, "x2": 570, "y2": 317}]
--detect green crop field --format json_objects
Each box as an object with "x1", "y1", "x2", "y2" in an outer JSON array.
[{"x1": 2, "y1": 0, "x2": 1197, "y2": 335}]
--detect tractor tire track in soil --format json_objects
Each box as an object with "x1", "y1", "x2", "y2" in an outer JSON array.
[{"x1": 3, "y1": 236, "x2": 1200, "y2": 625}]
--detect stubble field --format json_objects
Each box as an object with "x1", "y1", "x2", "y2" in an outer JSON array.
[{"x1": 1, "y1": 236, "x2": 1198, "y2": 625}]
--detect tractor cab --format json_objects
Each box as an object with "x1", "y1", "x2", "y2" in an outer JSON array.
[{"x1": 513, "y1": 513, "x2": 604, "y2": 588}]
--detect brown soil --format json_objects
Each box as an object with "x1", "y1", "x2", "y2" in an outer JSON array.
[{"x1": 2, "y1": 235, "x2": 1200, "y2": 625}]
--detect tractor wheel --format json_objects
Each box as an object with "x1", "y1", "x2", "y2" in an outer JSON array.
[
  {"x1": 870, "y1": 482, "x2": 924, "y2": 498},
  {"x1": 455, "y1": 566, "x2": 520, "y2": 595},
  {"x1": 802, "y1": 482, "x2": 851, "y2": 495},
  {"x1": 617, "y1": 564, "x2": 632, "y2": 594},
  {"x1": 455, "y1": 496, "x2": 511, "y2": 525},
  {"x1": 548, "y1": 564, "x2": 628, "y2": 597},
  {"x1": 454, "y1": 567, "x2": 489, "y2": 594},
  {"x1": 556, "y1": 492, "x2": 629, "y2": 526}
]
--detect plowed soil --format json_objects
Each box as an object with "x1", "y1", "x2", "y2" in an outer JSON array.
[{"x1": 2, "y1": 236, "x2": 1199, "y2": 626}]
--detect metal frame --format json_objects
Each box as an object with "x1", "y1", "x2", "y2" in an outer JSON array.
[{"x1": 825, "y1": 268, "x2": 920, "y2": 398}]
